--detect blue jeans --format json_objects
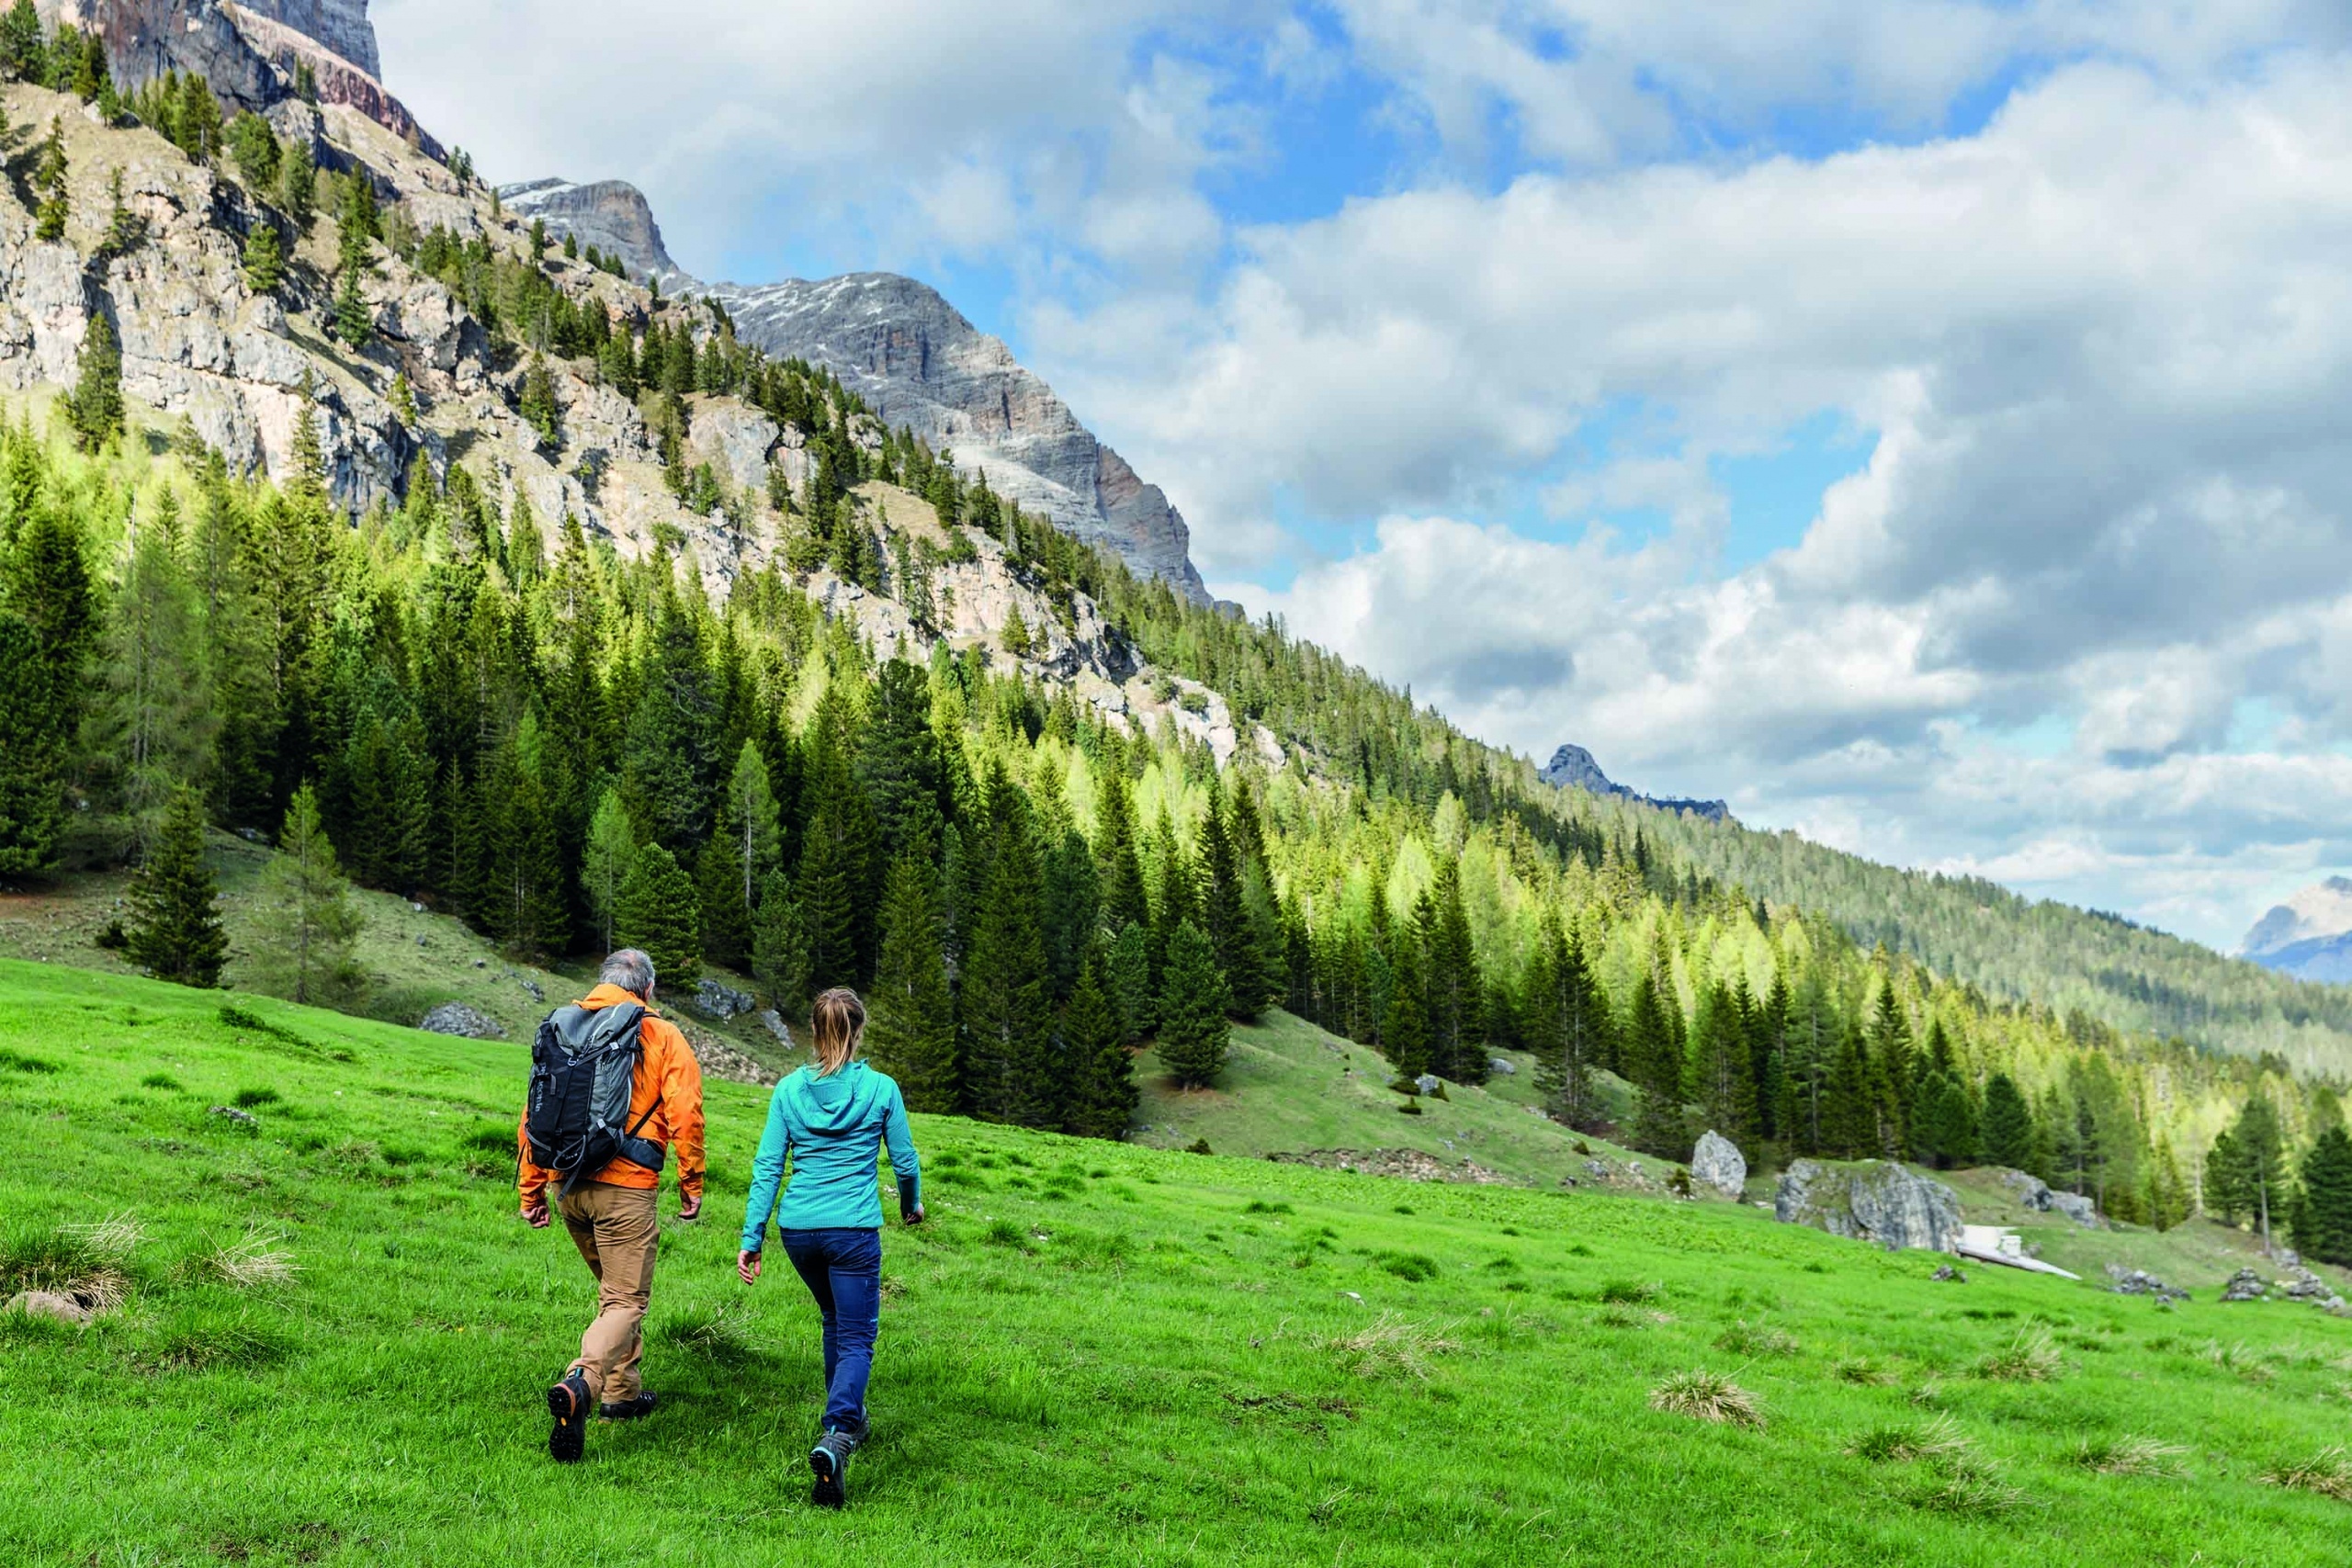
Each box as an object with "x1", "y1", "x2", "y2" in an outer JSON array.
[{"x1": 780, "y1": 1227, "x2": 882, "y2": 1434}]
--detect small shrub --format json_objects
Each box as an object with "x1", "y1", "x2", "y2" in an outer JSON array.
[
  {"x1": 1573, "y1": 1140, "x2": 1591, "y2": 1155},
  {"x1": 140, "y1": 1072, "x2": 184, "y2": 1091},
  {"x1": 2073, "y1": 1434, "x2": 2187, "y2": 1478},
  {"x1": 1598, "y1": 1279, "x2": 1658, "y2": 1305},
  {"x1": 2259, "y1": 1449, "x2": 2352, "y2": 1503},
  {"x1": 1393, "y1": 1205, "x2": 1414, "y2": 1215},
  {"x1": 1375, "y1": 1252, "x2": 1439, "y2": 1283},
  {"x1": 1849, "y1": 1415, "x2": 1972, "y2": 1465},
  {"x1": 1185, "y1": 1139, "x2": 1213, "y2": 1156},
  {"x1": 1243, "y1": 1200, "x2": 1293, "y2": 1215},
  {"x1": 95, "y1": 919, "x2": 129, "y2": 950},
  {"x1": 232, "y1": 1088, "x2": 281, "y2": 1109},
  {"x1": 1649, "y1": 1370, "x2": 1763, "y2": 1429},
  {"x1": 1976, "y1": 1327, "x2": 2063, "y2": 1383},
  {"x1": 1330, "y1": 1313, "x2": 1459, "y2": 1380},
  {"x1": 1714, "y1": 1320, "x2": 1799, "y2": 1358}
]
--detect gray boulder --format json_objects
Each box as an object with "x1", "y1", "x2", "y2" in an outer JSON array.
[
  {"x1": 419, "y1": 1003, "x2": 506, "y2": 1040},
  {"x1": 1690, "y1": 1130, "x2": 1747, "y2": 1199},
  {"x1": 2221, "y1": 1267, "x2": 2267, "y2": 1303},
  {"x1": 1487, "y1": 1056, "x2": 1518, "y2": 1077},
  {"x1": 6, "y1": 1290, "x2": 93, "y2": 1325},
  {"x1": 1996, "y1": 1168, "x2": 2101, "y2": 1228},
  {"x1": 693, "y1": 979, "x2": 757, "y2": 1021},
  {"x1": 1774, "y1": 1159, "x2": 1963, "y2": 1253}
]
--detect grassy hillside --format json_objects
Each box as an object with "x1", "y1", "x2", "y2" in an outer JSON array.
[{"x1": 6, "y1": 961, "x2": 2351, "y2": 1565}]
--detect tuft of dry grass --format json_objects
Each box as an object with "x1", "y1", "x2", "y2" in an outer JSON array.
[
  {"x1": 2260, "y1": 1449, "x2": 2352, "y2": 1503},
  {"x1": 2073, "y1": 1434, "x2": 2187, "y2": 1479},
  {"x1": 1649, "y1": 1369, "x2": 1765, "y2": 1429},
  {"x1": 62, "y1": 1213, "x2": 146, "y2": 1265},
  {"x1": 1975, "y1": 1326, "x2": 2063, "y2": 1382},
  {"x1": 1849, "y1": 1415, "x2": 1973, "y2": 1465},
  {"x1": 1834, "y1": 1356, "x2": 1897, "y2": 1385},
  {"x1": 2200, "y1": 1339, "x2": 2276, "y2": 1383},
  {"x1": 1713, "y1": 1320, "x2": 1799, "y2": 1358},
  {"x1": 1911, "y1": 1463, "x2": 2027, "y2": 1517},
  {"x1": 1329, "y1": 1314, "x2": 1459, "y2": 1381},
  {"x1": 201, "y1": 1227, "x2": 300, "y2": 1290}
]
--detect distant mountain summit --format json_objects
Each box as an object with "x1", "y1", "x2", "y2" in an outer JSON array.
[
  {"x1": 1541, "y1": 744, "x2": 1729, "y2": 821},
  {"x1": 2242, "y1": 877, "x2": 2352, "y2": 983},
  {"x1": 496, "y1": 179, "x2": 1212, "y2": 604}
]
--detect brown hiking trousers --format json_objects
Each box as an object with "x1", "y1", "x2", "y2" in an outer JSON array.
[{"x1": 557, "y1": 1181, "x2": 659, "y2": 1402}]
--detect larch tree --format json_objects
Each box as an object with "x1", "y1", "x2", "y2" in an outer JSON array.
[{"x1": 247, "y1": 784, "x2": 366, "y2": 1006}]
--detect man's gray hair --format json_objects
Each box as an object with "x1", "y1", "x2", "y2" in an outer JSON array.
[{"x1": 599, "y1": 949, "x2": 657, "y2": 998}]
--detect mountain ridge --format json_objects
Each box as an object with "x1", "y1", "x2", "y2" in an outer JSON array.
[{"x1": 1541, "y1": 742, "x2": 1729, "y2": 821}]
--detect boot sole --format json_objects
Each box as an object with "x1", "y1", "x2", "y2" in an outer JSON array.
[
  {"x1": 548, "y1": 1379, "x2": 587, "y2": 1463},
  {"x1": 810, "y1": 1449, "x2": 845, "y2": 1508}
]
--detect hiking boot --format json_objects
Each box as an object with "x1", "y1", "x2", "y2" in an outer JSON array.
[
  {"x1": 809, "y1": 1428, "x2": 861, "y2": 1508},
  {"x1": 599, "y1": 1391, "x2": 660, "y2": 1421},
  {"x1": 547, "y1": 1370, "x2": 592, "y2": 1462}
]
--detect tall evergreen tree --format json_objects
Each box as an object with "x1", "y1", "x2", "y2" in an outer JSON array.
[
  {"x1": 958, "y1": 786, "x2": 1056, "y2": 1125},
  {"x1": 2206, "y1": 1092, "x2": 2290, "y2": 1254},
  {"x1": 124, "y1": 785, "x2": 228, "y2": 987},
  {"x1": 1061, "y1": 957, "x2": 1137, "y2": 1139},
  {"x1": 1158, "y1": 919, "x2": 1231, "y2": 1089},
  {"x1": 866, "y1": 844, "x2": 957, "y2": 1112},
  {"x1": 247, "y1": 784, "x2": 366, "y2": 1005},
  {"x1": 1528, "y1": 919, "x2": 1611, "y2": 1130},
  {"x1": 695, "y1": 836, "x2": 752, "y2": 970},
  {"x1": 615, "y1": 841, "x2": 700, "y2": 987},
  {"x1": 1818, "y1": 1019, "x2": 1873, "y2": 1159},
  {"x1": 0, "y1": 612, "x2": 63, "y2": 874},
  {"x1": 1106, "y1": 919, "x2": 1156, "y2": 1043},
  {"x1": 1094, "y1": 765, "x2": 1150, "y2": 935},
  {"x1": 1623, "y1": 969, "x2": 1688, "y2": 1157},
  {"x1": 1424, "y1": 861, "x2": 1485, "y2": 1080},
  {"x1": 1689, "y1": 980, "x2": 1758, "y2": 1150},
  {"x1": 751, "y1": 869, "x2": 811, "y2": 1019},
  {"x1": 581, "y1": 787, "x2": 636, "y2": 953},
  {"x1": 69, "y1": 310, "x2": 124, "y2": 451},
  {"x1": 32, "y1": 118, "x2": 66, "y2": 242},
  {"x1": 2292, "y1": 1124, "x2": 2352, "y2": 1268},
  {"x1": 1379, "y1": 932, "x2": 1433, "y2": 1083},
  {"x1": 1980, "y1": 1072, "x2": 2036, "y2": 1171},
  {"x1": 856, "y1": 657, "x2": 941, "y2": 854},
  {"x1": 2143, "y1": 1137, "x2": 2192, "y2": 1233}
]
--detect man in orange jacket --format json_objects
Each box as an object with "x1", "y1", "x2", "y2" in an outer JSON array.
[{"x1": 520, "y1": 948, "x2": 706, "y2": 1462}]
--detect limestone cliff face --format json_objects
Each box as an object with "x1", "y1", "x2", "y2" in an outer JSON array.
[
  {"x1": 497, "y1": 179, "x2": 687, "y2": 288},
  {"x1": 714, "y1": 272, "x2": 1211, "y2": 605},
  {"x1": 41, "y1": 0, "x2": 432, "y2": 152},
  {"x1": 503, "y1": 178, "x2": 1212, "y2": 604}
]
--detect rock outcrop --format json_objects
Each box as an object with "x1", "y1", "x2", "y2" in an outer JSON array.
[
  {"x1": 418, "y1": 1002, "x2": 505, "y2": 1039},
  {"x1": 2242, "y1": 876, "x2": 2352, "y2": 983},
  {"x1": 714, "y1": 271, "x2": 1210, "y2": 604},
  {"x1": 1774, "y1": 1159, "x2": 1962, "y2": 1252},
  {"x1": 1690, "y1": 1131, "x2": 1747, "y2": 1199},
  {"x1": 1996, "y1": 1168, "x2": 2100, "y2": 1228},
  {"x1": 498, "y1": 179, "x2": 687, "y2": 287},
  {"x1": 1541, "y1": 744, "x2": 1728, "y2": 821}
]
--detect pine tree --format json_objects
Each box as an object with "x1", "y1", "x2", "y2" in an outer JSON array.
[
  {"x1": 0, "y1": 611, "x2": 64, "y2": 874},
  {"x1": 695, "y1": 836, "x2": 751, "y2": 970},
  {"x1": 1062, "y1": 958, "x2": 1137, "y2": 1139},
  {"x1": 280, "y1": 139, "x2": 314, "y2": 230},
  {"x1": 1106, "y1": 919, "x2": 1156, "y2": 1043},
  {"x1": 334, "y1": 265, "x2": 372, "y2": 347},
  {"x1": 1690, "y1": 980, "x2": 1757, "y2": 1151},
  {"x1": 33, "y1": 118, "x2": 66, "y2": 242},
  {"x1": 581, "y1": 787, "x2": 636, "y2": 952},
  {"x1": 0, "y1": 1, "x2": 44, "y2": 84},
  {"x1": 1817, "y1": 1020, "x2": 1873, "y2": 1159},
  {"x1": 2292, "y1": 1124, "x2": 2352, "y2": 1268},
  {"x1": 866, "y1": 846, "x2": 957, "y2": 1112},
  {"x1": 1424, "y1": 860, "x2": 1485, "y2": 1079},
  {"x1": 1624, "y1": 969, "x2": 1689, "y2": 1157},
  {"x1": 85, "y1": 488, "x2": 212, "y2": 846},
  {"x1": 616, "y1": 842, "x2": 700, "y2": 987},
  {"x1": 795, "y1": 784, "x2": 862, "y2": 990},
  {"x1": 751, "y1": 869, "x2": 812, "y2": 1019},
  {"x1": 958, "y1": 792, "x2": 1057, "y2": 1125},
  {"x1": 1158, "y1": 919, "x2": 1231, "y2": 1089},
  {"x1": 1980, "y1": 1072, "x2": 2036, "y2": 1171},
  {"x1": 68, "y1": 310, "x2": 124, "y2": 451},
  {"x1": 124, "y1": 785, "x2": 229, "y2": 987},
  {"x1": 1001, "y1": 603, "x2": 1033, "y2": 658},
  {"x1": 720, "y1": 738, "x2": 782, "y2": 913},
  {"x1": 246, "y1": 784, "x2": 366, "y2": 1005},
  {"x1": 242, "y1": 220, "x2": 284, "y2": 294},
  {"x1": 2143, "y1": 1137, "x2": 2192, "y2": 1233},
  {"x1": 1529, "y1": 920, "x2": 1611, "y2": 1130},
  {"x1": 1094, "y1": 766, "x2": 1150, "y2": 935},
  {"x1": 2206, "y1": 1092, "x2": 2289, "y2": 1254}
]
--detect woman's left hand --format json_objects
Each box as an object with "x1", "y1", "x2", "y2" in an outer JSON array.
[{"x1": 737, "y1": 1248, "x2": 763, "y2": 1286}]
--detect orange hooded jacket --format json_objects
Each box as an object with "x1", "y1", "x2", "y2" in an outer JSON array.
[{"x1": 518, "y1": 984, "x2": 706, "y2": 1205}]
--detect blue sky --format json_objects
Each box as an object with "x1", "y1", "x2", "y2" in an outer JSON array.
[{"x1": 377, "y1": 0, "x2": 2352, "y2": 952}]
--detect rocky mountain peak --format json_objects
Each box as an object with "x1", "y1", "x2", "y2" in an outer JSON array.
[
  {"x1": 497, "y1": 179, "x2": 687, "y2": 288},
  {"x1": 1541, "y1": 743, "x2": 1730, "y2": 821},
  {"x1": 2241, "y1": 876, "x2": 2352, "y2": 984},
  {"x1": 503, "y1": 180, "x2": 1212, "y2": 605}
]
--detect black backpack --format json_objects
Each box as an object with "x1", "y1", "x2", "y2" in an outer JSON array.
[{"x1": 526, "y1": 1001, "x2": 664, "y2": 1196}]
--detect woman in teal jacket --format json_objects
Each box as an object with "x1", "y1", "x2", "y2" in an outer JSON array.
[{"x1": 738, "y1": 988, "x2": 923, "y2": 1507}]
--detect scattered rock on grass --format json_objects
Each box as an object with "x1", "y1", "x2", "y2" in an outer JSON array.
[
  {"x1": 1690, "y1": 1131, "x2": 1747, "y2": 1199},
  {"x1": 209, "y1": 1104, "x2": 258, "y2": 1125},
  {"x1": 6, "y1": 1290, "x2": 92, "y2": 1325},
  {"x1": 1996, "y1": 1168, "x2": 2100, "y2": 1228},
  {"x1": 1931, "y1": 1265, "x2": 1967, "y2": 1283},
  {"x1": 2106, "y1": 1265, "x2": 2188, "y2": 1303},
  {"x1": 693, "y1": 979, "x2": 757, "y2": 1020},
  {"x1": 1774, "y1": 1160, "x2": 1962, "y2": 1253},
  {"x1": 418, "y1": 1003, "x2": 506, "y2": 1039},
  {"x1": 2222, "y1": 1267, "x2": 2268, "y2": 1303}
]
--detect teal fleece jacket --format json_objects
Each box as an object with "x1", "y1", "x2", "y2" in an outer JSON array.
[{"x1": 740, "y1": 1061, "x2": 921, "y2": 1247}]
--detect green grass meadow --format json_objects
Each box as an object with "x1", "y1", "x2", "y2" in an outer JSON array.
[{"x1": 5, "y1": 958, "x2": 2351, "y2": 1565}]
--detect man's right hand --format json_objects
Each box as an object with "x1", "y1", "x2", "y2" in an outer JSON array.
[{"x1": 523, "y1": 1200, "x2": 551, "y2": 1229}]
